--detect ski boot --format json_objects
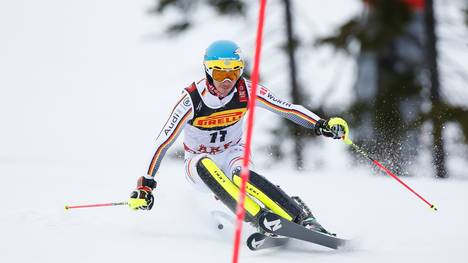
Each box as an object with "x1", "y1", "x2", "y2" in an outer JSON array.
[{"x1": 292, "y1": 196, "x2": 336, "y2": 236}]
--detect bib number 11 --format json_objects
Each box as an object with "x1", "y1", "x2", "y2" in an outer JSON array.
[{"x1": 210, "y1": 130, "x2": 227, "y2": 143}]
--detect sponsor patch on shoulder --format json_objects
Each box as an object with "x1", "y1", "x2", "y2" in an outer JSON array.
[
  {"x1": 238, "y1": 83, "x2": 247, "y2": 102},
  {"x1": 186, "y1": 83, "x2": 197, "y2": 93},
  {"x1": 183, "y1": 96, "x2": 191, "y2": 107}
]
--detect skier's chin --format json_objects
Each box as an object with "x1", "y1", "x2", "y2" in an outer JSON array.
[{"x1": 214, "y1": 80, "x2": 235, "y2": 96}]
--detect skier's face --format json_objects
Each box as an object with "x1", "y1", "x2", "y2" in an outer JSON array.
[{"x1": 213, "y1": 78, "x2": 236, "y2": 97}]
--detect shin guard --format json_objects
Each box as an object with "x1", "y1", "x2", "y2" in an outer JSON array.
[
  {"x1": 196, "y1": 157, "x2": 261, "y2": 222},
  {"x1": 232, "y1": 170, "x2": 305, "y2": 223}
]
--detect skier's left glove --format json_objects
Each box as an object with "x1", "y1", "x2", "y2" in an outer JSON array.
[
  {"x1": 315, "y1": 117, "x2": 351, "y2": 144},
  {"x1": 129, "y1": 176, "x2": 157, "y2": 210}
]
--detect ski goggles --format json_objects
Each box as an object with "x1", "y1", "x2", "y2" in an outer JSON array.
[
  {"x1": 204, "y1": 59, "x2": 244, "y2": 81},
  {"x1": 204, "y1": 59, "x2": 244, "y2": 71},
  {"x1": 211, "y1": 69, "x2": 241, "y2": 82}
]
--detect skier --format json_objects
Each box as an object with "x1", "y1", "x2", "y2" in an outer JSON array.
[{"x1": 128, "y1": 40, "x2": 350, "y2": 235}]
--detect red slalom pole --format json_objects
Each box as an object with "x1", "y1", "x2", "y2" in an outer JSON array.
[
  {"x1": 232, "y1": 0, "x2": 267, "y2": 262},
  {"x1": 64, "y1": 202, "x2": 128, "y2": 210},
  {"x1": 349, "y1": 142, "x2": 438, "y2": 211}
]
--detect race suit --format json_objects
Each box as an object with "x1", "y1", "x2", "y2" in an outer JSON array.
[{"x1": 145, "y1": 77, "x2": 321, "y2": 191}]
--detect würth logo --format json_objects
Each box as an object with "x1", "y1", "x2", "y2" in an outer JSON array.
[
  {"x1": 193, "y1": 109, "x2": 246, "y2": 128},
  {"x1": 260, "y1": 87, "x2": 268, "y2": 95}
]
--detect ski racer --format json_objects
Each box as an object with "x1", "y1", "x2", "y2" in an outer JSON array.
[{"x1": 128, "y1": 40, "x2": 350, "y2": 234}]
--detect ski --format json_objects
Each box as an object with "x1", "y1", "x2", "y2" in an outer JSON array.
[
  {"x1": 246, "y1": 232, "x2": 289, "y2": 251},
  {"x1": 258, "y1": 211, "x2": 346, "y2": 249}
]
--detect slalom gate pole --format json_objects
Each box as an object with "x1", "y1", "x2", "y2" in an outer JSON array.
[
  {"x1": 347, "y1": 140, "x2": 438, "y2": 211},
  {"x1": 232, "y1": 1, "x2": 267, "y2": 262},
  {"x1": 64, "y1": 202, "x2": 128, "y2": 210}
]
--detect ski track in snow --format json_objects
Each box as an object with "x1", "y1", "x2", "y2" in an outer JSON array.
[{"x1": 1, "y1": 160, "x2": 467, "y2": 263}]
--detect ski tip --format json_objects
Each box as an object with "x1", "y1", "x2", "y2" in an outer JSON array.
[{"x1": 430, "y1": 204, "x2": 438, "y2": 212}]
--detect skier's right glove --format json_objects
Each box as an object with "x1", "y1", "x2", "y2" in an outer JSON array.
[{"x1": 129, "y1": 176, "x2": 157, "y2": 210}]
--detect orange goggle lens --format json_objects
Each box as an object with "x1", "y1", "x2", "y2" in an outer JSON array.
[{"x1": 212, "y1": 69, "x2": 241, "y2": 82}]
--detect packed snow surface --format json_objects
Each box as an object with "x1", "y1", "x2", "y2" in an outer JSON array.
[
  {"x1": 1, "y1": 160, "x2": 468, "y2": 263},
  {"x1": 1, "y1": 0, "x2": 467, "y2": 262}
]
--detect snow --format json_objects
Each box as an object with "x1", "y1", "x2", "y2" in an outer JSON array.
[
  {"x1": 1, "y1": 160, "x2": 468, "y2": 262},
  {"x1": 1, "y1": 0, "x2": 467, "y2": 262}
]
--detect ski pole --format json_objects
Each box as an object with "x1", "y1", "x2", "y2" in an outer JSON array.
[
  {"x1": 64, "y1": 201, "x2": 128, "y2": 210},
  {"x1": 344, "y1": 139, "x2": 438, "y2": 211}
]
